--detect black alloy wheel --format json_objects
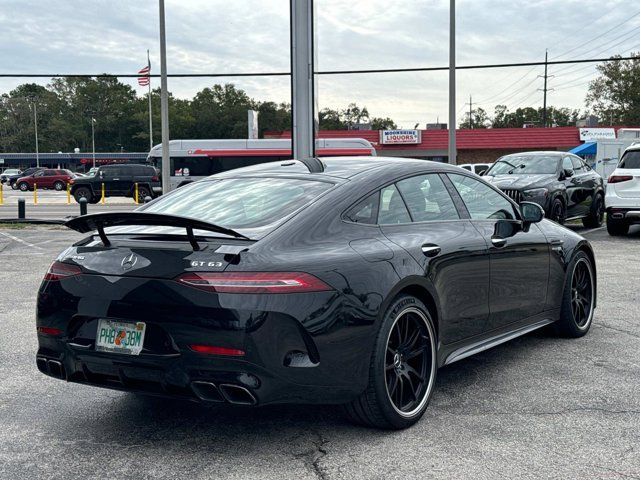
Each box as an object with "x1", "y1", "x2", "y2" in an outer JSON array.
[
  {"x1": 343, "y1": 295, "x2": 437, "y2": 429},
  {"x1": 556, "y1": 251, "x2": 595, "y2": 338},
  {"x1": 385, "y1": 308, "x2": 434, "y2": 415},
  {"x1": 583, "y1": 194, "x2": 604, "y2": 228},
  {"x1": 550, "y1": 197, "x2": 565, "y2": 224},
  {"x1": 18, "y1": 182, "x2": 29, "y2": 192},
  {"x1": 54, "y1": 181, "x2": 65, "y2": 191}
]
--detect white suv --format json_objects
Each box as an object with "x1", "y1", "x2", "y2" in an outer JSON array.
[{"x1": 605, "y1": 144, "x2": 640, "y2": 236}]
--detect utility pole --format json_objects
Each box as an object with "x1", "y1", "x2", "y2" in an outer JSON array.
[
  {"x1": 468, "y1": 95, "x2": 473, "y2": 129},
  {"x1": 539, "y1": 50, "x2": 553, "y2": 128},
  {"x1": 159, "y1": 0, "x2": 171, "y2": 194},
  {"x1": 448, "y1": 0, "x2": 456, "y2": 164}
]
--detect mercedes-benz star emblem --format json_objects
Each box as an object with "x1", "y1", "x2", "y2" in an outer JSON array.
[{"x1": 121, "y1": 253, "x2": 138, "y2": 270}]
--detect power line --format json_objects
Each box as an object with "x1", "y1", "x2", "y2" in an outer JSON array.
[{"x1": 1, "y1": 55, "x2": 638, "y2": 79}]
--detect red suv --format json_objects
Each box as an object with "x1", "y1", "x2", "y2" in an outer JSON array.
[{"x1": 16, "y1": 169, "x2": 75, "y2": 191}]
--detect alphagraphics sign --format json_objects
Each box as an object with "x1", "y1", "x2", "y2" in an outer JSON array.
[{"x1": 579, "y1": 128, "x2": 616, "y2": 141}]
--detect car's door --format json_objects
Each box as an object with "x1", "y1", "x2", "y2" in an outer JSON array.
[
  {"x1": 41, "y1": 170, "x2": 57, "y2": 188},
  {"x1": 570, "y1": 155, "x2": 599, "y2": 216},
  {"x1": 100, "y1": 167, "x2": 126, "y2": 195},
  {"x1": 377, "y1": 174, "x2": 491, "y2": 344},
  {"x1": 561, "y1": 155, "x2": 586, "y2": 218},
  {"x1": 447, "y1": 173, "x2": 550, "y2": 332}
]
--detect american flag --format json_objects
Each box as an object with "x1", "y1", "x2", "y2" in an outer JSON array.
[{"x1": 138, "y1": 65, "x2": 150, "y2": 86}]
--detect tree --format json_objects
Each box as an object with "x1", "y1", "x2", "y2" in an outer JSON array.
[
  {"x1": 586, "y1": 53, "x2": 640, "y2": 125},
  {"x1": 459, "y1": 107, "x2": 490, "y2": 129},
  {"x1": 371, "y1": 117, "x2": 397, "y2": 130}
]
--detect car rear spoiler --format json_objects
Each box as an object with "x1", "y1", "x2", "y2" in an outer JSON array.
[{"x1": 65, "y1": 212, "x2": 250, "y2": 250}]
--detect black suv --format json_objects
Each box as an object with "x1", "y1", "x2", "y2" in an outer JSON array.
[
  {"x1": 5, "y1": 167, "x2": 43, "y2": 189},
  {"x1": 70, "y1": 164, "x2": 161, "y2": 204},
  {"x1": 483, "y1": 151, "x2": 605, "y2": 226}
]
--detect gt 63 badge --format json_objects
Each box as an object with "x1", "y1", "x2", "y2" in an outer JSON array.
[{"x1": 191, "y1": 261, "x2": 223, "y2": 268}]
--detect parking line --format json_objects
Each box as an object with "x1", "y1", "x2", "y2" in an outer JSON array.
[
  {"x1": 579, "y1": 226, "x2": 605, "y2": 236},
  {"x1": 0, "y1": 231, "x2": 44, "y2": 250}
]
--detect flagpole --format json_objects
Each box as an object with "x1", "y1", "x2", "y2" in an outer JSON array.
[{"x1": 147, "y1": 49, "x2": 153, "y2": 151}]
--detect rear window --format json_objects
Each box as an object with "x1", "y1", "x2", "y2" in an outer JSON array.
[
  {"x1": 620, "y1": 151, "x2": 640, "y2": 169},
  {"x1": 142, "y1": 177, "x2": 333, "y2": 238}
]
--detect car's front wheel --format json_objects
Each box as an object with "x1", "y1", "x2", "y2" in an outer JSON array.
[
  {"x1": 549, "y1": 197, "x2": 565, "y2": 224},
  {"x1": 18, "y1": 182, "x2": 29, "y2": 192},
  {"x1": 73, "y1": 187, "x2": 93, "y2": 203},
  {"x1": 11, "y1": 182, "x2": 18, "y2": 190},
  {"x1": 343, "y1": 295, "x2": 437, "y2": 429},
  {"x1": 53, "y1": 181, "x2": 65, "y2": 191},
  {"x1": 555, "y1": 251, "x2": 595, "y2": 338}
]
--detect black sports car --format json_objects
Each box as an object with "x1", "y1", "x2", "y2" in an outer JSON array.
[
  {"x1": 36, "y1": 157, "x2": 597, "y2": 429},
  {"x1": 483, "y1": 151, "x2": 604, "y2": 226}
]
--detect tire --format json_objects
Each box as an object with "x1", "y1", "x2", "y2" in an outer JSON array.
[
  {"x1": 582, "y1": 194, "x2": 604, "y2": 228},
  {"x1": 549, "y1": 197, "x2": 566, "y2": 224},
  {"x1": 73, "y1": 187, "x2": 93, "y2": 203},
  {"x1": 606, "y1": 216, "x2": 629, "y2": 236},
  {"x1": 136, "y1": 186, "x2": 151, "y2": 204},
  {"x1": 342, "y1": 295, "x2": 438, "y2": 429},
  {"x1": 555, "y1": 251, "x2": 595, "y2": 338},
  {"x1": 11, "y1": 182, "x2": 18, "y2": 190},
  {"x1": 53, "y1": 181, "x2": 65, "y2": 191},
  {"x1": 18, "y1": 182, "x2": 29, "y2": 192}
]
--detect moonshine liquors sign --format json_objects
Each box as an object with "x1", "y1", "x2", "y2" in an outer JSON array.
[{"x1": 380, "y1": 129, "x2": 422, "y2": 145}]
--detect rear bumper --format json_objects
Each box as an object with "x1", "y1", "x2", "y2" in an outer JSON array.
[
  {"x1": 606, "y1": 207, "x2": 640, "y2": 223},
  {"x1": 35, "y1": 275, "x2": 376, "y2": 406}
]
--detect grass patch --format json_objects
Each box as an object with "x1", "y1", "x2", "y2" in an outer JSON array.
[{"x1": 0, "y1": 222, "x2": 30, "y2": 229}]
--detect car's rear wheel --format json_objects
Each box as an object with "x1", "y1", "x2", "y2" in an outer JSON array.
[
  {"x1": 18, "y1": 182, "x2": 29, "y2": 192},
  {"x1": 11, "y1": 182, "x2": 18, "y2": 190},
  {"x1": 137, "y1": 186, "x2": 151, "y2": 203},
  {"x1": 555, "y1": 251, "x2": 595, "y2": 338},
  {"x1": 73, "y1": 187, "x2": 93, "y2": 203},
  {"x1": 606, "y1": 216, "x2": 629, "y2": 236},
  {"x1": 343, "y1": 295, "x2": 437, "y2": 429},
  {"x1": 53, "y1": 181, "x2": 65, "y2": 191},
  {"x1": 549, "y1": 197, "x2": 566, "y2": 224},
  {"x1": 582, "y1": 193, "x2": 604, "y2": 228}
]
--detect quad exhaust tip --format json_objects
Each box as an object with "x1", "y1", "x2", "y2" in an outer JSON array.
[
  {"x1": 37, "y1": 356, "x2": 66, "y2": 380},
  {"x1": 190, "y1": 381, "x2": 257, "y2": 405}
]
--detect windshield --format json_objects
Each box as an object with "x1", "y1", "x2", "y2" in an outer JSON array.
[
  {"x1": 140, "y1": 177, "x2": 333, "y2": 238},
  {"x1": 486, "y1": 155, "x2": 559, "y2": 175},
  {"x1": 620, "y1": 151, "x2": 640, "y2": 169}
]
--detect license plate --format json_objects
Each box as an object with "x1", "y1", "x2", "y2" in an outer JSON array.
[{"x1": 95, "y1": 319, "x2": 146, "y2": 355}]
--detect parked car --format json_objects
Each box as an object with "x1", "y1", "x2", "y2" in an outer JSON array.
[
  {"x1": 16, "y1": 169, "x2": 74, "y2": 191},
  {"x1": 605, "y1": 144, "x2": 640, "y2": 236},
  {"x1": 36, "y1": 157, "x2": 597, "y2": 429},
  {"x1": 69, "y1": 164, "x2": 161, "y2": 203},
  {"x1": 483, "y1": 151, "x2": 604, "y2": 226},
  {"x1": 0, "y1": 168, "x2": 22, "y2": 184},
  {"x1": 7, "y1": 167, "x2": 43, "y2": 189},
  {"x1": 458, "y1": 163, "x2": 492, "y2": 176}
]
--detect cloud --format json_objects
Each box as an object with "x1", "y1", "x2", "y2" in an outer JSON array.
[{"x1": 0, "y1": 0, "x2": 638, "y2": 128}]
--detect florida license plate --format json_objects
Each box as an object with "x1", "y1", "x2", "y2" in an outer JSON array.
[{"x1": 95, "y1": 319, "x2": 146, "y2": 355}]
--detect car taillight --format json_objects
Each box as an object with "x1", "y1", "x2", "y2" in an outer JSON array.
[
  {"x1": 69, "y1": 179, "x2": 74, "y2": 184},
  {"x1": 37, "y1": 326, "x2": 63, "y2": 336},
  {"x1": 189, "y1": 345, "x2": 245, "y2": 356},
  {"x1": 608, "y1": 175, "x2": 633, "y2": 184},
  {"x1": 176, "y1": 272, "x2": 332, "y2": 293},
  {"x1": 151, "y1": 176, "x2": 159, "y2": 182},
  {"x1": 44, "y1": 261, "x2": 82, "y2": 281}
]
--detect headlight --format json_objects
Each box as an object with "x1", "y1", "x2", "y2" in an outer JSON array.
[{"x1": 522, "y1": 188, "x2": 548, "y2": 198}]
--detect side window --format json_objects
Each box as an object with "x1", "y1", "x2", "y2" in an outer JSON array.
[
  {"x1": 44, "y1": 170, "x2": 56, "y2": 176},
  {"x1": 562, "y1": 157, "x2": 573, "y2": 172},
  {"x1": 461, "y1": 165, "x2": 471, "y2": 171},
  {"x1": 101, "y1": 168, "x2": 117, "y2": 178},
  {"x1": 448, "y1": 173, "x2": 517, "y2": 220},
  {"x1": 396, "y1": 174, "x2": 459, "y2": 222},
  {"x1": 378, "y1": 184, "x2": 411, "y2": 224},
  {"x1": 344, "y1": 192, "x2": 379, "y2": 225},
  {"x1": 571, "y1": 156, "x2": 584, "y2": 172}
]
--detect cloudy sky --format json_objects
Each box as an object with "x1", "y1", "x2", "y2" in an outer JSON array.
[{"x1": 0, "y1": 0, "x2": 638, "y2": 128}]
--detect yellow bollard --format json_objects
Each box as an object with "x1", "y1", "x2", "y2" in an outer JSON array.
[
  {"x1": 0, "y1": 183, "x2": 3, "y2": 205},
  {"x1": 33, "y1": 183, "x2": 38, "y2": 205},
  {"x1": 134, "y1": 183, "x2": 139, "y2": 205},
  {"x1": 101, "y1": 182, "x2": 105, "y2": 204},
  {"x1": 67, "y1": 183, "x2": 71, "y2": 205}
]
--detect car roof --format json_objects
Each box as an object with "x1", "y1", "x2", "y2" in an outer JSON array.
[{"x1": 215, "y1": 156, "x2": 461, "y2": 181}]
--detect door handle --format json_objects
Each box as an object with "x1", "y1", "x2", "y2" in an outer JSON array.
[
  {"x1": 421, "y1": 244, "x2": 441, "y2": 257},
  {"x1": 491, "y1": 237, "x2": 508, "y2": 248}
]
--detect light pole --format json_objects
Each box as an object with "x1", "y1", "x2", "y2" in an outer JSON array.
[
  {"x1": 28, "y1": 100, "x2": 40, "y2": 168},
  {"x1": 448, "y1": 0, "x2": 457, "y2": 165},
  {"x1": 159, "y1": 0, "x2": 171, "y2": 194},
  {"x1": 91, "y1": 117, "x2": 96, "y2": 168}
]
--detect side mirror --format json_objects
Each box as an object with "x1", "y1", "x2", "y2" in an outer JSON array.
[
  {"x1": 493, "y1": 219, "x2": 521, "y2": 239},
  {"x1": 520, "y1": 201, "x2": 544, "y2": 224},
  {"x1": 562, "y1": 168, "x2": 574, "y2": 178}
]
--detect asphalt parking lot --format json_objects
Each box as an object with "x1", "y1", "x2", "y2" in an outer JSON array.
[{"x1": 0, "y1": 224, "x2": 638, "y2": 479}]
